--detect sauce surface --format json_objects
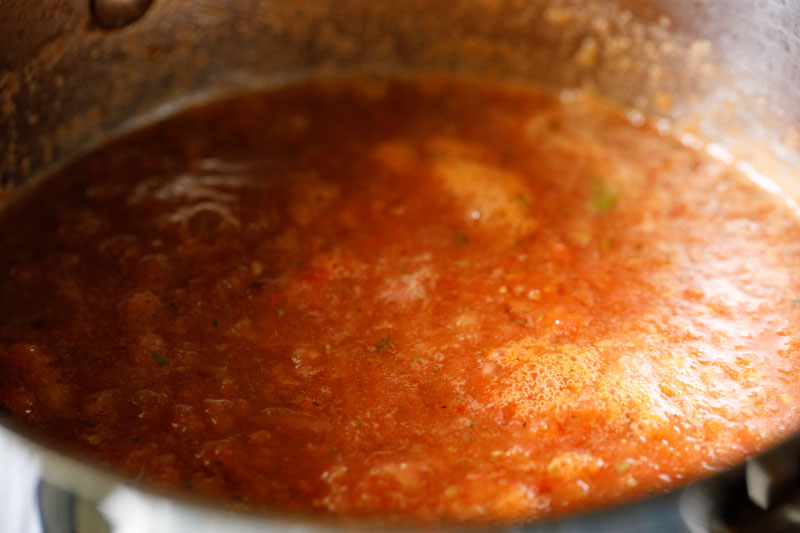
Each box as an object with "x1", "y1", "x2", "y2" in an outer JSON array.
[{"x1": 2, "y1": 78, "x2": 800, "y2": 523}]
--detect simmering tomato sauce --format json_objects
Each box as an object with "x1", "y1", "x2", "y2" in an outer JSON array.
[{"x1": 2, "y1": 78, "x2": 800, "y2": 523}]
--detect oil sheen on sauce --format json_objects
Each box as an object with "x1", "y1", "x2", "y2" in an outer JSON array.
[{"x1": 2, "y1": 78, "x2": 800, "y2": 523}]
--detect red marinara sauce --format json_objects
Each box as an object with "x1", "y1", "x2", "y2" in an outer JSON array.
[{"x1": 2, "y1": 78, "x2": 800, "y2": 523}]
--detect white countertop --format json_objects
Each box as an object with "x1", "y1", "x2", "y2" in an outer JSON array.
[{"x1": 0, "y1": 426, "x2": 42, "y2": 533}]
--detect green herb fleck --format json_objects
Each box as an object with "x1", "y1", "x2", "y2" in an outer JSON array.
[
  {"x1": 375, "y1": 335, "x2": 391, "y2": 350},
  {"x1": 469, "y1": 421, "x2": 477, "y2": 428},
  {"x1": 616, "y1": 461, "x2": 630, "y2": 472},
  {"x1": 413, "y1": 355, "x2": 421, "y2": 363},
  {"x1": 590, "y1": 176, "x2": 619, "y2": 213},
  {"x1": 152, "y1": 351, "x2": 169, "y2": 367},
  {"x1": 517, "y1": 194, "x2": 532, "y2": 207},
  {"x1": 456, "y1": 232, "x2": 469, "y2": 244},
  {"x1": 356, "y1": 423, "x2": 362, "y2": 429},
  {"x1": 514, "y1": 319, "x2": 526, "y2": 326}
]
